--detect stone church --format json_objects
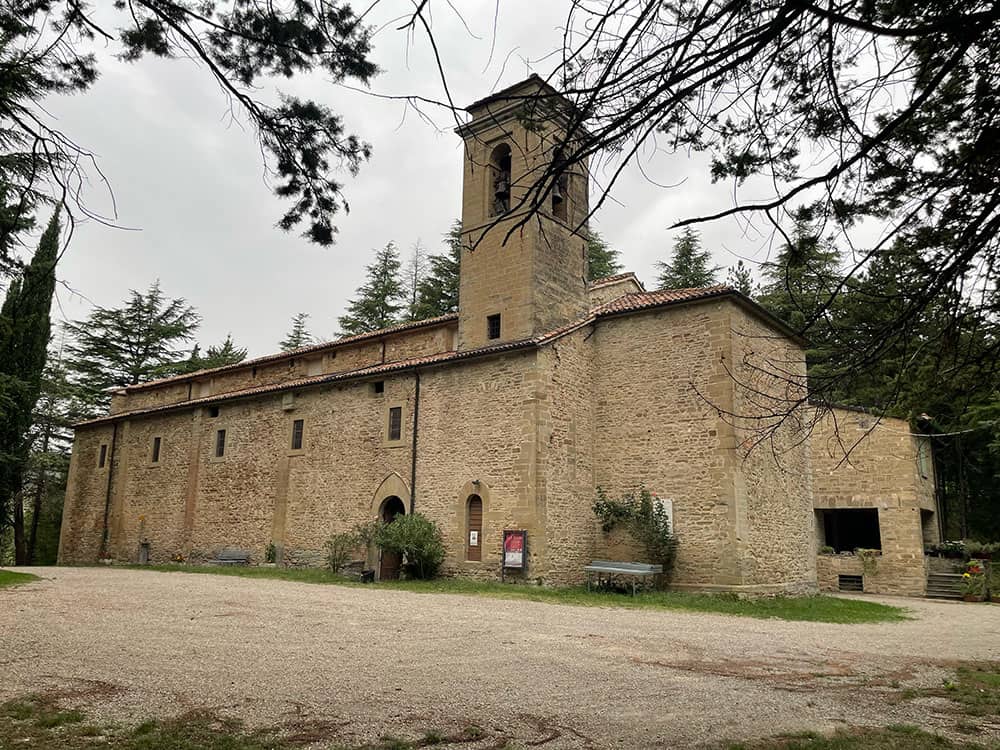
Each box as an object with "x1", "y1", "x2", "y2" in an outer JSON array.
[{"x1": 58, "y1": 77, "x2": 940, "y2": 595}]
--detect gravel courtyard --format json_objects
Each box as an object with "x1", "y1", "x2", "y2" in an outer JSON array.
[{"x1": 2, "y1": 567, "x2": 999, "y2": 748}]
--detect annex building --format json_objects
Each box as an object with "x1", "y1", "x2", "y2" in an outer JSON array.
[{"x1": 58, "y1": 77, "x2": 940, "y2": 596}]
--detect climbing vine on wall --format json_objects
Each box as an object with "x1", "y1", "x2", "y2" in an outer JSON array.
[{"x1": 592, "y1": 487, "x2": 678, "y2": 570}]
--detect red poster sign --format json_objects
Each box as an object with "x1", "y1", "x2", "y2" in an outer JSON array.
[{"x1": 503, "y1": 530, "x2": 526, "y2": 569}]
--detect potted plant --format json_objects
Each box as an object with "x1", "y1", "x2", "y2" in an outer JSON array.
[{"x1": 962, "y1": 560, "x2": 987, "y2": 602}]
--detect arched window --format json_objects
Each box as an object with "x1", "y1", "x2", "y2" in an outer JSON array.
[
  {"x1": 489, "y1": 144, "x2": 512, "y2": 216},
  {"x1": 466, "y1": 494, "x2": 483, "y2": 561}
]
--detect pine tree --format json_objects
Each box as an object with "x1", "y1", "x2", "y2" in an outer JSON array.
[
  {"x1": 280, "y1": 313, "x2": 314, "y2": 351},
  {"x1": 413, "y1": 222, "x2": 463, "y2": 320},
  {"x1": 64, "y1": 281, "x2": 200, "y2": 412},
  {"x1": 586, "y1": 230, "x2": 623, "y2": 281},
  {"x1": 338, "y1": 242, "x2": 406, "y2": 334},
  {"x1": 656, "y1": 228, "x2": 720, "y2": 288},
  {"x1": 175, "y1": 335, "x2": 248, "y2": 373},
  {"x1": 402, "y1": 240, "x2": 428, "y2": 322},
  {"x1": 756, "y1": 212, "x2": 843, "y2": 334},
  {"x1": 203, "y1": 335, "x2": 248, "y2": 367},
  {"x1": 0, "y1": 212, "x2": 60, "y2": 560},
  {"x1": 726, "y1": 261, "x2": 754, "y2": 296}
]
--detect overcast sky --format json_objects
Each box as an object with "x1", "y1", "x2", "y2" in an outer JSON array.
[{"x1": 38, "y1": 1, "x2": 784, "y2": 358}]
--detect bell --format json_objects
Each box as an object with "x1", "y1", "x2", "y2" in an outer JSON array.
[{"x1": 552, "y1": 181, "x2": 564, "y2": 205}]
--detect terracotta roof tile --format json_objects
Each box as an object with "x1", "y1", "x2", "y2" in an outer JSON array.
[
  {"x1": 79, "y1": 284, "x2": 802, "y2": 428},
  {"x1": 594, "y1": 286, "x2": 731, "y2": 315},
  {"x1": 587, "y1": 272, "x2": 647, "y2": 293}
]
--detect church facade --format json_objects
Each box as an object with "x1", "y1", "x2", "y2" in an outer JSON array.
[{"x1": 58, "y1": 77, "x2": 938, "y2": 595}]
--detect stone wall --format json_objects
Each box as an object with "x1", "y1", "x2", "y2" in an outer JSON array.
[
  {"x1": 58, "y1": 424, "x2": 116, "y2": 563},
  {"x1": 60, "y1": 347, "x2": 556, "y2": 580},
  {"x1": 816, "y1": 551, "x2": 928, "y2": 597},
  {"x1": 588, "y1": 275, "x2": 643, "y2": 308},
  {"x1": 539, "y1": 328, "x2": 597, "y2": 584},
  {"x1": 591, "y1": 303, "x2": 733, "y2": 587},
  {"x1": 730, "y1": 310, "x2": 816, "y2": 592},
  {"x1": 811, "y1": 409, "x2": 937, "y2": 597}
]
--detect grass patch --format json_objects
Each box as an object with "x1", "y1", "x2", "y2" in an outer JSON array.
[
  {"x1": 902, "y1": 663, "x2": 1000, "y2": 718},
  {"x1": 722, "y1": 724, "x2": 997, "y2": 748},
  {"x1": 122, "y1": 563, "x2": 908, "y2": 623},
  {"x1": 1, "y1": 698, "x2": 285, "y2": 750},
  {"x1": 0, "y1": 697, "x2": 485, "y2": 750},
  {"x1": 0, "y1": 569, "x2": 39, "y2": 588}
]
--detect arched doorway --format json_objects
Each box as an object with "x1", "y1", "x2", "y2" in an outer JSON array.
[{"x1": 378, "y1": 495, "x2": 406, "y2": 580}]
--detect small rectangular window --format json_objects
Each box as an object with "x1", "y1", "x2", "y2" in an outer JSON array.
[
  {"x1": 215, "y1": 429, "x2": 227, "y2": 458},
  {"x1": 151, "y1": 436, "x2": 162, "y2": 464},
  {"x1": 487, "y1": 314, "x2": 501, "y2": 340},
  {"x1": 291, "y1": 419, "x2": 304, "y2": 451},
  {"x1": 208, "y1": 406, "x2": 220, "y2": 418},
  {"x1": 98, "y1": 444, "x2": 108, "y2": 468},
  {"x1": 388, "y1": 406, "x2": 402, "y2": 442},
  {"x1": 373, "y1": 381, "x2": 385, "y2": 394}
]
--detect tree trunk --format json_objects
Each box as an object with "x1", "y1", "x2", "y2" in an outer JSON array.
[
  {"x1": 13, "y1": 489, "x2": 26, "y2": 565},
  {"x1": 27, "y1": 422, "x2": 51, "y2": 564}
]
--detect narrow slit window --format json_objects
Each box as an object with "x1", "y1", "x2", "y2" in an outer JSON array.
[
  {"x1": 487, "y1": 314, "x2": 501, "y2": 340},
  {"x1": 151, "y1": 436, "x2": 162, "y2": 464},
  {"x1": 291, "y1": 419, "x2": 304, "y2": 451},
  {"x1": 98, "y1": 444, "x2": 108, "y2": 468},
  {"x1": 215, "y1": 429, "x2": 227, "y2": 458},
  {"x1": 388, "y1": 406, "x2": 402, "y2": 442}
]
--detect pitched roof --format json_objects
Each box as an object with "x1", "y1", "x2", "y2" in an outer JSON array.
[
  {"x1": 78, "y1": 284, "x2": 804, "y2": 428},
  {"x1": 594, "y1": 286, "x2": 730, "y2": 314},
  {"x1": 587, "y1": 272, "x2": 645, "y2": 291},
  {"x1": 590, "y1": 286, "x2": 806, "y2": 344},
  {"x1": 122, "y1": 313, "x2": 459, "y2": 393},
  {"x1": 77, "y1": 336, "x2": 533, "y2": 428}
]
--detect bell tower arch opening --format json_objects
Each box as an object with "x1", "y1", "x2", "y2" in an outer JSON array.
[
  {"x1": 455, "y1": 76, "x2": 590, "y2": 351},
  {"x1": 489, "y1": 143, "x2": 512, "y2": 217}
]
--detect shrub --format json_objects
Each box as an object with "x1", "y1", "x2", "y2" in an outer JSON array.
[
  {"x1": 324, "y1": 531, "x2": 360, "y2": 573},
  {"x1": 819, "y1": 545, "x2": 835, "y2": 555},
  {"x1": 375, "y1": 513, "x2": 446, "y2": 579},
  {"x1": 592, "y1": 486, "x2": 678, "y2": 571}
]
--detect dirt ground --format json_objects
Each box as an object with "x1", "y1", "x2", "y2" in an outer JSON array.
[{"x1": 2, "y1": 567, "x2": 999, "y2": 748}]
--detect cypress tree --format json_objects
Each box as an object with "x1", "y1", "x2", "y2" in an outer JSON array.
[{"x1": 0, "y1": 212, "x2": 60, "y2": 561}]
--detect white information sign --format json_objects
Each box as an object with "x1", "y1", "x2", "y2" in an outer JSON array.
[{"x1": 469, "y1": 530, "x2": 479, "y2": 546}]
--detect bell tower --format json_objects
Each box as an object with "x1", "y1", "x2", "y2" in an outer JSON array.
[{"x1": 455, "y1": 76, "x2": 590, "y2": 351}]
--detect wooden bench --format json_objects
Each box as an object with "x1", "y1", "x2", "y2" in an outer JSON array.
[
  {"x1": 584, "y1": 560, "x2": 663, "y2": 596},
  {"x1": 212, "y1": 549, "x2": 251, "y2": 566}
]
